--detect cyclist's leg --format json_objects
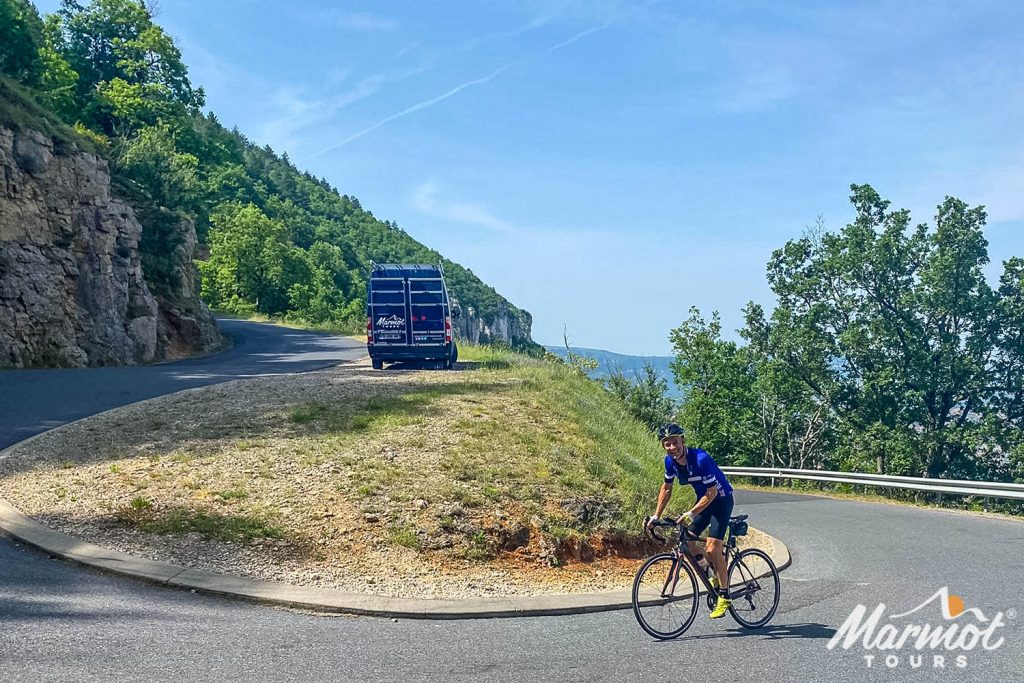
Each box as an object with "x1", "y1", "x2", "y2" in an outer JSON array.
[
  {"x1": 685, "y1": 511, "x2": 712, "y2": 567},
  {"x1": 705, "y1": 495, "x2": 734, "y2": 617}
]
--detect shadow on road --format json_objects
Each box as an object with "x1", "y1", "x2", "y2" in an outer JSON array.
[
  {"x1": 678, "y1": 621, "x2": 836, "y2": 642},
  {"x1": 0, "y1": 531, "x2": 183, "y2": 624}
]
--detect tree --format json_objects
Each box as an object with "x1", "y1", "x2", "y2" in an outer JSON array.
[
  {"x1": 606, "y1": 363, "x2": 676, "y2": 432},
  {"x1": 0, "y1": 0, "x2": 44, "y2": 84},
  {"x1": 669, "y1": 308, "x2": 758, "y2": 463},
  {"x1": 756, "y1": 184, "x2": 1011, "y2": 478},
  {"x1": 115, "y1": 121, "x2": 198, "y2": 210},
  {"x1": 37, "y1": 13, "x2": 79, "y2": 119},
  {"x1": 199, "y1": 203, "x2": 309, "y2": 316},
  {"x1": 55, "y1": 0, "x2": 204, "y2": 134}
]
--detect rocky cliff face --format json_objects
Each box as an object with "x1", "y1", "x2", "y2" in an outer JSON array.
[
  {"x1": 0, "y1": 125, "x2": 221, "y2": 368},
  {"x1": 451, "y1": 296, "x2": 533, "y2": 347}
]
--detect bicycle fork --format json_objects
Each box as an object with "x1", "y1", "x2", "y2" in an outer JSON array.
[{"x1": 660, "y1": 557, "x2": 683, "y2": 598}]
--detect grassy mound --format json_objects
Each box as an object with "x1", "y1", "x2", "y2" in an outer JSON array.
[
  {"x1": 272, "y1": 344, "x2": 693, "y2": 562},
  {"x1": 0, "y1": 344, "x2": 698, "y2": 593}
]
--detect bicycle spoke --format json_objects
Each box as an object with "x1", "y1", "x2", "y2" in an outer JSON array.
[
  {"x1": 632, "y1": 555, "x2": 698, "y2": 639},
  {"x1": 726, "y1": 549, "x2": 780, "y2": 628}
]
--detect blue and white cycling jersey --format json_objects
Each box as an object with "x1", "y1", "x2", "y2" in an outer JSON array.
[{"x1": 664, "y1": 447, "x2": 733, "y2": 499}]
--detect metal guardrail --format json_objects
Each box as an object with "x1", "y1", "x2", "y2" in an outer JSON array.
[{"x1": 720, "y1": 466, "x2": 1024, "y2": 501}]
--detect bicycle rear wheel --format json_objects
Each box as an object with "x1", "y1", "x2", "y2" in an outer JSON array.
[
  {"x1": 726, "y1": 548, "x2": 780, "y2": 628},
  {"x1": 631, "y1": 553, "x2": 699, "y2": 640}
]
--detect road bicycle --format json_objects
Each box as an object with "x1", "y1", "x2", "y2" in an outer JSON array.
[{"x1": 631, "y1": 515, "x2": 780, "y2": 639}]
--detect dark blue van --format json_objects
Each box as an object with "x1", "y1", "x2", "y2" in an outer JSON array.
[{"x1": 366, "y1": 263, "x2": 459, "y2": 369}]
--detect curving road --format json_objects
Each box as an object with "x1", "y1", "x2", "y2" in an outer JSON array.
[{"x1": 1, "y1": 321, "x2": 1021, "y2": 682}]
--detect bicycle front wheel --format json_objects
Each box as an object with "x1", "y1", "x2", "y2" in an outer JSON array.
[
  {"x1": 727, "y1": 548, "x2": 780, "y2": 628},
  {"x1": 631, "y1": 553, "x2": 699, "y2": 640}
]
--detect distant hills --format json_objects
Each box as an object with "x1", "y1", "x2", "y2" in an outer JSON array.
[{"x1": 544, "y1": 346, "x2": 680, "y2": 396}]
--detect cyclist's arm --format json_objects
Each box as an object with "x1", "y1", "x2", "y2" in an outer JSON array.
[
  {"x1": 653, "y1": 482, "x2": 673, "y2": 518},
  {"x1": 689, "y1": 485, "x2": 718, "y2": 515}
]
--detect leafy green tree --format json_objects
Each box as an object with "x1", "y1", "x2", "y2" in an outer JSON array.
[
  {"x1": 0, "y1": 0, "x2": 44, "y2": 84},
  {"x1": 55, "y1": 0, "x2": 203, "y2": 134},
  {"x1": 606, "y1": 364, "x2": 676, "y2": 432},
  {"x1": 995, "y1": 257, "x2": 1024, "y2": 483},
  {"x1": 287, "y1": 241, "x2": 361, "y2": 324},
  {"x1": 740, "y1": 301, "x2": 836, "y2": 470},
  {"x1": 37, "y1": 14, "x2": 80, "y2": 119},
  {"x1": 199, "y1": 203, "x2": 309, "y2": 316},
  {"x1": 754, "y1": 185, "x2": 1013, "y2": 478},
  {"x1": 669, "y1": 308, "x2": 758, "y2": 463},
  {"x1": 115, "y1": 121, "x2": 198, "y2": 210}
]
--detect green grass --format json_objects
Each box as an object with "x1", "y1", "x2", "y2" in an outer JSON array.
[
  {"x1": 78, "y1": 339, "x2": 688, "y2": 557},
  {"x1": 388, "y1": 524, "x2": 423, "y2": 551},
  {"x1": 215, "y1": 488, "x2": 249, "y2": 502},
  {"x1": 285, "y1": 342, "x2": 691, "y2": 538},
  {"x1": 129, "y1": 507, "x2": 282, "y2": 542}
]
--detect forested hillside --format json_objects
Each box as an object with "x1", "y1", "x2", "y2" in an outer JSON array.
[{"x1": 0, "y1": 0, "x2": 536, "y2": 349}]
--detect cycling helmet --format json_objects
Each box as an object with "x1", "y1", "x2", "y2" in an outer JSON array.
[{"x1": 657, "y1": 423, "x2": 685, "y2": 441}]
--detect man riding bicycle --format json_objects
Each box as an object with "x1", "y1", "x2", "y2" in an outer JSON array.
[{"x1": 646, "y1": 423, "x2": 735, "y2": 619}]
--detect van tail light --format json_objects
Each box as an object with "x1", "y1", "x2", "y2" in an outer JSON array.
[
  {"x1": 367, "y1": 316, "x2": 373, "y2": 345},
  {"x1": 445, "y1": 316, "x2": 452, "y2": 344}
]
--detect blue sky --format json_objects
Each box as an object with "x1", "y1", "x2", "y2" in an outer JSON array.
[{"x1": 34, "y1": 0, "x2": 1024, "y2": 355}]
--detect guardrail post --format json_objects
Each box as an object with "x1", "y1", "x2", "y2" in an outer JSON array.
[{"x1": 984, "y1": 496, "x2": 990, "y2": 512}]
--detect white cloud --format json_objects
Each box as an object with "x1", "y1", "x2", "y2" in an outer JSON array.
[{"x1": 411, "y1": 182, "x2": 524, "y2": 237}]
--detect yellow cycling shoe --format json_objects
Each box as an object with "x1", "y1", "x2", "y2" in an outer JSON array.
[{"x1": 709, "y1": 596, "x2": 732, "y2": 619}]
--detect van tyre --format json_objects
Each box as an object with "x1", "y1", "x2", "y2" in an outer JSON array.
[{"x1": 372, "y1": 359, "x2": 383, "y2": 370}]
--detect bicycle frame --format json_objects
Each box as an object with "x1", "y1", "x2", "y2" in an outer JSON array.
[{"x1": 664, "y1": 526, "x2": 761, "y2": 601}]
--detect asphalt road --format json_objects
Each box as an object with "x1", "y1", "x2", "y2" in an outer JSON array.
[
  {"x1": 0, "y1": 319, "x2": 367, "y2": 449},
  {"x1": 1, "y1": 321, "x2": 1022, "y2": 682}
]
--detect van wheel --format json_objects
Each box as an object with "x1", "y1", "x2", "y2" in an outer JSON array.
[{"x1": 372, "y1": 359, "x2": 383, "y2": 370}]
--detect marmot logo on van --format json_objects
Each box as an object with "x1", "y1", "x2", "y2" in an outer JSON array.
[{"x1": 376, "y1": 315, "x2": 405, "y2": 329}]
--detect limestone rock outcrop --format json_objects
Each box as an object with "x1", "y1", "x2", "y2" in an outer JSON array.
[
  {"x1": 0, "y1": 125, "x2": 221, "y2": 368},
  {"x1": 451, "y1": 295, "x2": 533, "y2": 347}
]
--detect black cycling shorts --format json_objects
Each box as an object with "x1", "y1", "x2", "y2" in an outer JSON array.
[{"x1": 687, "y1": 493, "x2": 734, "y2": 541}]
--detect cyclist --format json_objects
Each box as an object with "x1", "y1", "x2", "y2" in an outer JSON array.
[{"x1": 645, "y1": 423, "x2": 735, "y2": 619}]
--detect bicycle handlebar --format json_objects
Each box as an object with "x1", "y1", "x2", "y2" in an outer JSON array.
[{"x1": 646, "y1": 518, "x2": 681, "y2": 543}]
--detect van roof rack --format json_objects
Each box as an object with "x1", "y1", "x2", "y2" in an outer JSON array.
[{"x1": 370, "y1": 263, "x2": 444, "y2": 279}]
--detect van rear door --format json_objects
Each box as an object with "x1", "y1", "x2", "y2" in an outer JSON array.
[
  {"x1": 409, "y1": 278, "x2": 447, "y2": 346},
  {"x1": 369, "y1": 277, "x2": 410, "y2": 345}
]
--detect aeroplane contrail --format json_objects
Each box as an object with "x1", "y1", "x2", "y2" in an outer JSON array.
[
  {"x1": 302, "y1": 63, "x2": 513, "y2": 160},
  {"x1": 548, "y1": 23, "x2": 610, "y2": 52},
  {"x1": 302, "y1": 23, "x2": 608, "y2": 159}
]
